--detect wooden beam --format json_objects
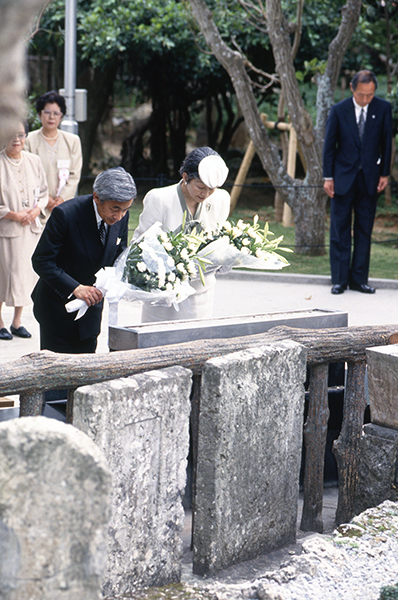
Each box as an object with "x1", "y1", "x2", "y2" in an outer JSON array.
[{"x1": 0, "y1": 324, "x2": 397, "y2": 398}]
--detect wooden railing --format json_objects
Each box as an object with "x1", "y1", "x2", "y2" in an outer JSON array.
[{"x1": 1, "y1": 324, "x2": 397, "y2": 532}]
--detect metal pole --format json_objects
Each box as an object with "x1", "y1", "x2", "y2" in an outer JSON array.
[{"x1": 61, "y1": 0, "x2": 78, "y2": 134}]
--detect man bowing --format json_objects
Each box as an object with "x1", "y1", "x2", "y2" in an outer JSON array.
[
  {"x1": 32, "y1": 166, "x2": 136, "y2": 354},
  {"x1": 323, "y1": 70, "x2": 392, "y2": 295}
]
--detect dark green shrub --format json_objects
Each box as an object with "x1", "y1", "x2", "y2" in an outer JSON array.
[{"x1": 379, "y1": 583, "x2": 398, "y2": 599}]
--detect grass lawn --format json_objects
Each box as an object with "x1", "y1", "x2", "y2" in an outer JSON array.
[{"x1": 127, "y1": 195, "x2": 398, "y2": 281}]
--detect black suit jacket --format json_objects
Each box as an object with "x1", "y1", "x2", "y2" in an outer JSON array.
[
  {"x1": 32, "y1": 194, "x2": 129, "y2": 341},
  {"x1": 323, "y1": 96, "x2": 392, "y2": 197}
]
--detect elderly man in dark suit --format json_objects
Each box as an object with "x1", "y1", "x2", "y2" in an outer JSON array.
[
  {"x1": 32, "y1": 166, "x2": 136, "y2": 354},
  {"x1": 323, "y1": 70, "x2": 392, "y2": 295}
]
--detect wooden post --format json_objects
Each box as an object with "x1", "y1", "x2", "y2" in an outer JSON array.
[
  {"x1": 282, "y1": 125, "x2": 297, "y2": 227},
  {"x1": 19, "y1": 391, "x2": 44, "y2": 417},
  {"x1": 333, "y1": 360, "x2": 367, "y2": 525},
  {"x1": 300, "y1": 363, "x2": 329, "y2": 532},
  {"x1": 229, "y1": 141, "x2": 257, "y2": 213}
]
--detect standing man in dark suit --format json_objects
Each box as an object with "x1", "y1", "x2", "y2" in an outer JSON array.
[
  {"x1": 323, "y1": 70, "x2": 392, "y2": 295},
  {"x1": 32, "y1": 166, "x2": 137, "y2": 354}
]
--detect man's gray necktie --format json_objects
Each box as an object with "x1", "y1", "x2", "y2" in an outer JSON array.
[
  {"x1": 99, "y1": 219, "x2": 106, "y2": 246},
  {"x1": 358, "y1": 108, "x2": 365, "y2": 141}
]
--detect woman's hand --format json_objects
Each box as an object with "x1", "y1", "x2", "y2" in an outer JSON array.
[
  {"x1": 20, "y1": 206, "x2": 41, "y2": 226},
  {"x1": 5, "y1": 209, "x2": 30, "y2": 224},
  {"x1": 47, "y1": 196, "x2": 64, "y2": 212}
]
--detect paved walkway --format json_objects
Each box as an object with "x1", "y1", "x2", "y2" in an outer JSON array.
[{"x1": 1, "y1": 271, "x2": 398, "y2": 365}]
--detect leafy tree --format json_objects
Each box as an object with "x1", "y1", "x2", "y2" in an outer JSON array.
[
  {"x1": 186, "y1": 0, "x2": 366, "y2": 255},
  {"x1": 29, "y1": 0, "x2": 272, "y2": 177}
]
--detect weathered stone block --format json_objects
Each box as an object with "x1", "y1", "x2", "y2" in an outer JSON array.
[
  {"x1": 0, "y1": 416, "x2": 111, "y2": 600},
  {"x1": 354, "y1": 422, "x2": 398, "y2": 515},
  {"x1": 72, "y1": 366, "x2": 192, "y2": 597},
  {"x1": 193, "y1": 340, "x2": 307, "y2": 575},
  {"x1": 367, "y1": 344, "x2": 398, "y2": 429}
]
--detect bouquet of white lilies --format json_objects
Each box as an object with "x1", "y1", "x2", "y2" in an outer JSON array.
[
  {"x1": 65, "y1": 215, "x2": 291, "y2": 320},
  {"x1": 196, "y1": 215, "x2": 292, "y2": 271},
  {"x1": 114, "y1": 219, "x2": 211, "y2": 307}
]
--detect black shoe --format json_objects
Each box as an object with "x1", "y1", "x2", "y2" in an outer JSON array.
[
  {"x1": 10, "y1": 325, "x2": 32, "y2": 338},
  {"x1": 0, "y1": 327, "x2": 12, "y2": 340},
  {"x1": 331, "y1": 284, "x2": 346, "y2": 295},
  {"x1": 349, "y1": 282, "x2": 375, "y2": 294}
]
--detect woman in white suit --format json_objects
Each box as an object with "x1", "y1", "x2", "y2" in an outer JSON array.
[{"x1": 133, "y1": 146, "x2": 230, "y2": 322}]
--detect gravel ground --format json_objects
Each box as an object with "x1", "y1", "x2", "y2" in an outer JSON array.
[{"x1": 118, "y1": 501, "x2": 398, "y2": 600}]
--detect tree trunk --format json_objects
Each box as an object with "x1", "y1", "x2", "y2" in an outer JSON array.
[
  {"x1": 0, "y1": 0, "x2": 50, "y2": 147},
  {"x1": 149, "y1": 63, "x2": 169, "y2": 177},
  {"x1": 78, "y1": 60, "x2": 118, "y2": 177},
  {"x1": 293, "y1": 185, "x2": 328, "y2": 255},
  {"x1": 168, "y1": 106, "x2": 190, "y2": 177}
]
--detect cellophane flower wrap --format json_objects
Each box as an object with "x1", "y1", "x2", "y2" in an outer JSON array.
[
  {"x1": 196, "y1": 215, "x2": 292, "y2": 270},
  {"x1": 113, "y1": 221, "x2": 210, "y2": 307}
]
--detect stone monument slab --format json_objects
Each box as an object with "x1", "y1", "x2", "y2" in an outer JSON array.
[
  {"x1": 193, "y1": 340, "x2": 306, "y2": 575},
  {"x1": 0, "y1": 416, "x2": 111, "y2": 600},
  {"x1": 354, "y1": 422, "x2": 398, "y2": 515},
  {"x1": 72, "y1": 366, "x2": 192, "y2": 597},
  {"x1": 367, "y1": 344, "x2": 398, "y2": 429}
]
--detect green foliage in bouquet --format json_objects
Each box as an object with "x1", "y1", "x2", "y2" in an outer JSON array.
[
  {"x1": 198, "y1": 215, "x2": 292, "y2": 263},
  {"x1": 122, "y1": 215, "x2": 211, "y2": 292}
]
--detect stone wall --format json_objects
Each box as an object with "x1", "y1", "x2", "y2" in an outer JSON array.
[
  {"x1": 193, "y1": 340, "x2": 307, "y2": 575},
  {"x1": 0, "y1": 416, "x2": 111, "y2": 600},
  {"x1": 355, "y1": 346, "x2": 398, "y2": 514},
  {"x1": 72, "y1": 366, "x2": 192, "y2": 598}
]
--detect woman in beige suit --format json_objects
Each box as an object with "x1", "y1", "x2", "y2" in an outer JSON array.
[
  {"x1": 25, "y1": 90, "x2": 82, "y2": 224},
  {"x1": 0, "y1": 122, "x2": 48, "y2": 340}
]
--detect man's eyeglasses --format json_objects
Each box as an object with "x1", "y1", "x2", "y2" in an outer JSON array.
[{"x1": 42, "y1": 110, "x2": 62, "y2": 118}]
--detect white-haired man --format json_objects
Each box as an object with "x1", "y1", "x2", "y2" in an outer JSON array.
[{"x1": 32, "y1": 166, "x2": 136, "y2": 354}]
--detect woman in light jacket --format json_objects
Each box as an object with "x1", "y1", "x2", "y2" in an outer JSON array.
[
  {"x1": 0, "y1": 122, "x2": 48, "y2": 340},
  {"x1": 25, "y1": 90, "x2": 82, "y2": 224}
]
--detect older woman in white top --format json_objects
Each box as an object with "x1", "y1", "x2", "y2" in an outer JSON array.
[
  {"x1": 133, "y1": 146, "x2": 230, "y2": 322},
  {"x1": 0, "y1": 122, "x2": 48, "y2": 340},
  {"x1": 25, "y1": 90, "x2": 82, "y2": 224}
]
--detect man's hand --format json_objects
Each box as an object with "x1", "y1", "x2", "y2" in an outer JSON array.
[
  {"x1": 377, "y1": 176, "x2": 389, "y2": 193},
  {"x1": 73, "y1": 284, "x2": 103, "y2": 307},
  {"x1": 323, "y1": 180, "x2": 335, "y2": 198}
]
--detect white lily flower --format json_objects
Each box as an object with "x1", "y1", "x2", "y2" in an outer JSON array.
[
  {"x1": 187, "y1": 261, "x2": 197, "y2": 275},
  {"x1": 176, "y1": 263, "x2": 186, "y2": 274},
  {"x1": 255, "y1": 249, "x2": 267, "y2": 259},
  {"x1": 137, "y1": 261, "x2": 147, "y2": 272}
]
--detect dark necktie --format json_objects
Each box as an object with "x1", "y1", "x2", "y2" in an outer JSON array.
[
  {"x1": 99, "y1": 220, "x2": 107, "y2": 247},
  {"x1": 358, "y1": 108, "x2": 365, "y2": 141}
]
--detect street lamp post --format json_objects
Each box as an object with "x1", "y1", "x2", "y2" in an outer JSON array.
[{"x1": 61, "y1": 0, "x2": 78, "y2": 134}]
